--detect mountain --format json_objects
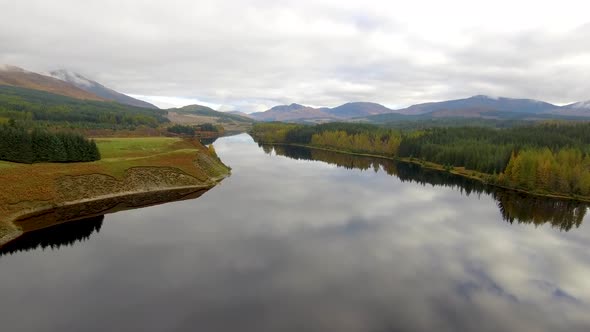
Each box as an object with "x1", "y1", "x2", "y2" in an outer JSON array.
[
  {"x1": 250, "y1": 103, "x2": 336, "y2": 122},
  {"x1": 49, "y1": 69, "x2": 158, "y2": 109},
  {"x1": 327, "y1": 102, "x2": 393, "y2": 117},
  {"x1": 549, "y1": 100, "x2": 590, "y2": 117},
  {"x1": 567, "y1": 100, "x2": 590, "y2": 109},
  {"x1": 251, "y1": 102, "x2": 393, "y2": 122},
  {"x1": 262, "y1": 103, "x2": 307, "y2": 114},
  {"x1": 0, "y1": 65, "x2": 105, "y2": 101},
  {"x1": 396, "y1": 95, "x2": 558, "y2": 116}
]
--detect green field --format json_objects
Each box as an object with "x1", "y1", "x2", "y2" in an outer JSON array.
[
  {"x1": 0, "y1": 161, "x2": 14, "y2": 169},
  {"x1": 92, "y1": 137, "x2": 203, "y2": 177},
  {"x1": 96, "y1": 137, "x2": 188, "y2": 158}
]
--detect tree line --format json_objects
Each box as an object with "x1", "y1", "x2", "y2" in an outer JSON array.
[
  {"x1": 499, "y1": 148, "x2": 590, "y2": 196},
  {"x1": 0, "y1": 124, "x2": 100, "y2": 163},
  {"x1": 267, "y1": 143, "x2": 587, "y2": 230},
  {"x1": 167, "y1": 123, "x2": 220, "y2": 136},
  {"x1": 251, "y1": 122, "x2": 590, "y2": 199},
  {"x1": 251, "y1": 122, "x2": 402, "y2": 155}
]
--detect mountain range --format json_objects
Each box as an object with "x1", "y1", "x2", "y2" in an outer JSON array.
[
  {"x1": 249, "y1": 102, "x2": 394, "y2": 121},
  {"x1": 250, "y1": 95, "x2": 590, "y2": 123},
  {"x1": 2, "y1": 64, "x2": 589, "y2": 124}
]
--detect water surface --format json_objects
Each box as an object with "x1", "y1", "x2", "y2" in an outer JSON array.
[{"x1": 1, "y1": 134, "x2": 590, "y2": 332}]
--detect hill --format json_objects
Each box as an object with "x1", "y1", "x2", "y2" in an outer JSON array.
[
  {"x1": 49, "y1": 69, "x2": 158, "y2": 109},
  {"x1": 0, "y1": 65, "x2": 105, "y2": 101},
  {"x1": 167, "y1": 104, "x2": 255, "y2": 132},
  {"x1": 171, "y1": 104, "x2": 255, "y2": 122}
]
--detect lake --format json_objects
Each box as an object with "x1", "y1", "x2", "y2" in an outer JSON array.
[{"x1": 1, "y1": 133, "x2": 590, "y2": 332}]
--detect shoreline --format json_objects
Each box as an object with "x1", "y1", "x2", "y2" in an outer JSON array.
[
  {"x1": 263, "y1": 142, "x2": 590, "y2": 204},
  {"x1": 0, "y1": 174, "x2": 228, "y2": 248}
]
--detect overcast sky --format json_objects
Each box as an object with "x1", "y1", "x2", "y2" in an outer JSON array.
[{"x1": 1, "y1": 0, "x2": 590, "y2": 111}]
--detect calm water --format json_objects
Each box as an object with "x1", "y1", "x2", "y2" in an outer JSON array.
[{"x1": 2, "y1": 134, "x2": 590, "y2": 332}]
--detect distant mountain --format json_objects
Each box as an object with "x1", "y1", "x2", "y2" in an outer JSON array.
[
  {"x1": 250, "y1": 103, "x2": 336, "y2": 122},
  {"x1": 50, "y1": 69, "x2": 158, "y2": 109},
  {"x1": 396, "y1": 95, "x2": 558, "y2": 115},
  {"x1": 263, "y1": 103, "x2": 308, "y2": 113},
  {"x1": 567, "y1": 100, "x2": 590, "y2": 109},
  {"x1": 0, "y1": 65, "x2": 105, "y2": 101},
  {"x1": 251, "y1": 102, "x2": 393, "y2": 122},
  {"x1": 327, "y1": 102, "x2": 393, "y2": 117},
  {"x1": 549, "y1": 100, "x2": 590, "y2": 117},
  {"x1": 246, "y1": 95, "x2": 590, "y2": 124},
  {"x1": 361, "y1": 96, "x2": 590, "y2": 124}
]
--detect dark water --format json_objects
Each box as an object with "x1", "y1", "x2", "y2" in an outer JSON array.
[{"x1": 1, "y1": 134, "x2": 590, "y2": 332}]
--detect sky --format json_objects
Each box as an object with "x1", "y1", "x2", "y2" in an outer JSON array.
[{"x1": 1, "y1": 0, "x2": 590, "y2": 112}]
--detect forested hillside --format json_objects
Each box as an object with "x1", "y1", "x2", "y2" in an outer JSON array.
[
  {"x1": 170, "y1": 104, "x2": 255, "y2": 123},
  {"x1": 0, "y1": 85, "x2": 169, "y2": 128},
  {"x1": 251, "y1": 122, "x2": 590, "y2": 199}
]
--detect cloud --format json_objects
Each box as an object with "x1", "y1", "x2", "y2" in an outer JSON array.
[
  {"x1": 1, "y1": 0, "x2": 590, "y2": 111},
  {"x1": 126, "y1": 94, "x2": 220, "y2": 109}
]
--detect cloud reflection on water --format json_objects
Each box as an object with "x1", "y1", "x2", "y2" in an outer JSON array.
[{"x1": 0, "y1": 134, "x2": 589, "y2": 332}]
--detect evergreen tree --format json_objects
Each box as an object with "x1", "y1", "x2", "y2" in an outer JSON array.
[{"x1": 0, "y1": 125, "x2": 100, "y2": 163}]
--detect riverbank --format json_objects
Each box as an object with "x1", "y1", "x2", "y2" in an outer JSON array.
[
  {"x1": 263, "y1": 142, "x2": 590, "y2": 203},
  {"x1": 0, "y1": 137, "x2": 230, "y2": 246}
]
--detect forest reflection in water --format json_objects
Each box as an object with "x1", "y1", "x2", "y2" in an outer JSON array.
[
  {"x1": 0, "y1": 215, "x2": 104, "y2": 256},
  {"x1": 262, "y1": 144, "x2": 588, "y2": 232}
]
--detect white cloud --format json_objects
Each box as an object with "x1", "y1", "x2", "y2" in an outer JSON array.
[{"x1": 1, "y1": 0, "x2": 590, "y2": 110}]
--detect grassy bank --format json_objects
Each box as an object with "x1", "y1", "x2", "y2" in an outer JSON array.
[{"x1": 0, "y1": 137, "x2": 230, "y2": 243}]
